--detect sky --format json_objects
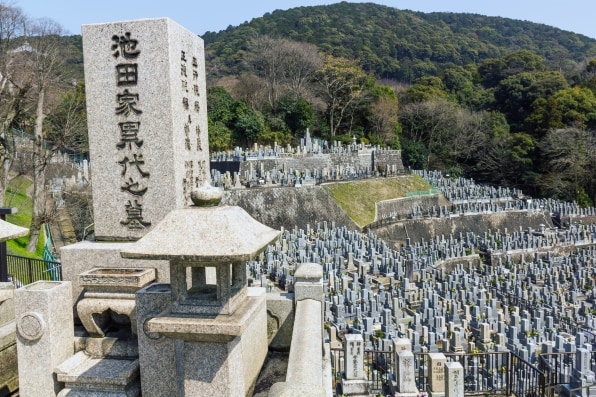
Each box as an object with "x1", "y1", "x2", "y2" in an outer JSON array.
[{"x1": 14, "y1": 0, "x2": 596, "y2": 40}]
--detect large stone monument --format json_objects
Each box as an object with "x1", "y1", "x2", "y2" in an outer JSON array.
[
  {"x1": 61, "y1": 17, "x2": 211, "y2": 307},
  {"x1": 83, "y1": 17, "x2": 210, "y2": 239},
  {"x1": 48, "y1": 18, "x2": 266, "y2": 397}
]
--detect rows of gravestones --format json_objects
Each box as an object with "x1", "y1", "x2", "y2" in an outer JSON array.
[
  {"x1": 209, "y1": 132, "x2": 402, "y2": 189},
  {"x1": 243, "y1": 196, "x2": 596, "y2": 391},
  {"x1": 415, "y1": 169, "x2": 596, "y2": 218},
  {"x1": 44, "y1": 160, "x2": 90, "y2": 212},
  {"x1": 210, "y1": 130, "x2": 361, "y2": 162},
  {"x1": 211, "y1": 161, "x2": 378, "y2": 190}
]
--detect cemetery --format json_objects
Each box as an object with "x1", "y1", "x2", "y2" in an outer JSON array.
[{"x1": 1, "y1": 16, "x2": 596, "y2": 397}]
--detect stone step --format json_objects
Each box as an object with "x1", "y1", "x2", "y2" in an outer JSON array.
[{"x1": 55, "y1": 351, "x2": 140, "y2": 396}]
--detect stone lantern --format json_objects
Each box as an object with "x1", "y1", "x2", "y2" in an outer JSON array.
[{"x1": 120, "y1": 186, "x2": 280, "y2": 396}]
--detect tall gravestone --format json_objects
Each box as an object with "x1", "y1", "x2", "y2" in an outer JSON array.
[
  {"x1": 396, "y1": 350, "x2": 419, "y2": 396},
  {"x1": 428, "y1": 352, "x2": 447, "y2": 397},
  {"x1": 445, "y1": 361, "x2": 464, "y2": 397},
  {"x1": 341, "y1": 333, "x2": 369, "y2": 396},
  {"x1": 84, "y1": 17, "x2": 210, "y2": 239},
  {"x1": 61, "y1": 17, "x2": 210, "y2": 305}
]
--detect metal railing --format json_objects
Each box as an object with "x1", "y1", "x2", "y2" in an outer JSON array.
[
  {"x1": 330, "y1": 348, "x2": 394, "y2": 395},
  {"x1": 330, "y1": 348, "x2": 547, "y2": 396},
  {"x1": 539, "y1": 350, "x2": 596, "y2": 396},
  {"x1": 6, "y1": 254, "x2": 62, "y2": 286}
]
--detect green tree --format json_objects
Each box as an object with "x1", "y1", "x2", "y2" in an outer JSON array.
[
  {"x1": 233, "y1": 101, "x2": 265, "y2": 147},
  {"x1": 207, "y1": 87, "x2": 235, "y2": 150},
  {"x1": 208, "y1": 119, "x2": 232, "y2": 152},
  {"x1": 312, "y1": 54, "x2": 368, "y2": 137},
  {"x1": 278, "y1": 92, "x2": 313, "y2": 134},
  {"x1": 493, "y1": 71, "x2": 567, "y2": 132},
  {"x1": 550, "y1": 87, "x2": 596, "y2": 130},
  {"x1": 525, "y1": 97, "x2": 564, "y2": 138},
  {"x1": 479, "y1": 50, "x2": 545, "y2": 88},
  {"x1": 207, "y1": 86, "x2": 235, "y2": 125},
  {"x1": 402, "y1": 76, "x2": 449, "y2": 103}
]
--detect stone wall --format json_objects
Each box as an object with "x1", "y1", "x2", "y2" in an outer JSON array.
[
  {"x1": 375, "y1": 195, "x2": 443, "y2": 222},
  {"x1": 373, "y1": 151, "x2": 405, "y2": 173},
  {"x1": 221, "y1": 186, "x2": 359, "y2": 231},
  {"x1": 372, "y1": 210, "x2": 554, "y2": 250}
]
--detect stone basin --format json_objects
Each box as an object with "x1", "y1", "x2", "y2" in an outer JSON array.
[{"x1": 79, "y1": 268, "x2": 156, "y2": 291}]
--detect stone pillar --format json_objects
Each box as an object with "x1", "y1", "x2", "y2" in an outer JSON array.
[
  {"x1": 265, "y1": 264, "x2": 327, "y2": 396},
  {"x1": 445, "y1": 361, "x2": 464, "y2": 397},
  {"x1": 341, "y1": 333, "x2": 368, "y2": 396},
  {"x1": 15, "y1": 281, "x2": 73, "y2": 397},
  {"x1": 135, "y1": 283, "x2": 174, "y2": 397},
  {"x1": 294, "y1": 262, "x2": 324, "y2": 303},
  {"x1": 393, "y1": 337, "x2": 412, "y2": 372},
  {"x1": 396, "y1": 350, "x2": 419, "y2": 396},
  {"x1": 428, "y1": 352, "x2": 447, "y2": 397}
]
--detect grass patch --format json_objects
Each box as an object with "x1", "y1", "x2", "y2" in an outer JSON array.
[
  {"x1": 322, "y1": 174, "x2": 432, "y2": 227},
  {"x1": 4, "y1": 176, "x2": 44, "y2": 258}
]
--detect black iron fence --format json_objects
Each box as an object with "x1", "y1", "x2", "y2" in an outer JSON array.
[
  {"x1": 539, "y1": 350, "x2": 596, "y2": 396},
  {"x1": 6, "y1": 254, "x2": 62, "y2": 286},
  {"x1": 330, "y1": 348, "x2": 547, "y2": 396}
]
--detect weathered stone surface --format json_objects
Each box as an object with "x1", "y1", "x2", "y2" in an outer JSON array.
[
  {"x1": 120, "y1": 205, "x2": 280, "y2": 261},
  {"x1": 14, "y1": 281, "x2": 74, "y2": 397},
  {"x1": 268, "y1": 382, "x2": 326, "y2": 397},
  {"x1": 266, "y1": 293, "x2": 294, "y2": 351},
  {"x1": 60, "y1": 241, "x2": 169, "y2": 310},
  {"x1": 445, "y1": 361, "x2": 464, "y2": 397},
  {"x1": 55, "y1": 352, "x2": 140, "y2": 397},
  {"x1": 82, "y1": 18, "x2": 210, "y2": 240},
  {"x1": 286, "y1": 299, "x2": 323, "y2": 387},
  {"x1": 221, "y1": 186, "x2": 359, "y2": 231},
  {"x1": 135, "y1": 283, "x2": 175, "y2": 397},
  {"x1": 294, "y1": 263, "x2": 323, "y2": 303}
]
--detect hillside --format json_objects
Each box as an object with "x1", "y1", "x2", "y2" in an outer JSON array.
[{"x1": 202, "y1": 2, "x2": 596, "y2": 81}]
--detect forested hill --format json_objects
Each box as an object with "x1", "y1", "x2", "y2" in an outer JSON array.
[{"x1": 202, "y1": 1, "x2": 596, "y2": 81}]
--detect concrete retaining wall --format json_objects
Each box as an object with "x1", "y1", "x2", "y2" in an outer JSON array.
[
  {"x1": 373, "y1": 210, "x2": 554, "y2": 251},
  {"x1": 221, "y1": 186, "x2": 358, "y2": 231}
]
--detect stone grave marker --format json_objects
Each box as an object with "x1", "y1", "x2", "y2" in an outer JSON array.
[{"x1": 83, "y1": 17, "x2": 210, "y2": 241}]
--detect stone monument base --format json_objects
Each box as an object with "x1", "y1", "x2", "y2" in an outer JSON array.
[
  {"x1": 341, "y1": 379, "x2": 369, "y2": 396},
  {"x1": 55, "y1": 351, "x2": 140, "y2": 397},
  {"x1": 74, "y1": 330, "x2": 139, "y2": 359},
  {"x1": 144, "y1": 287, "x2": 268, "y2": 396}
]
